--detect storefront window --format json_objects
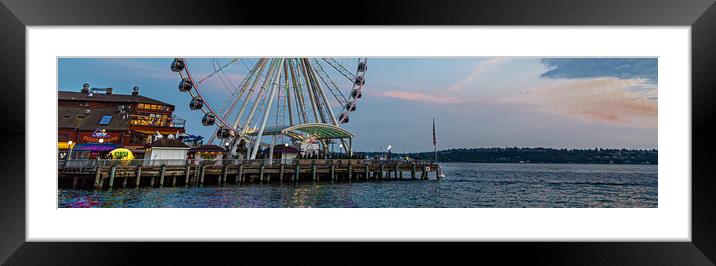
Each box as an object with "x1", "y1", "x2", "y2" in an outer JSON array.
[{"x1": 129, "y1": 113, "x2": 172, "y2": 127}]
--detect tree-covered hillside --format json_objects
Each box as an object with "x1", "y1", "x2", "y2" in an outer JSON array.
[{"x1": 365, "y1": 147, "x2": 657, "y2": 165}]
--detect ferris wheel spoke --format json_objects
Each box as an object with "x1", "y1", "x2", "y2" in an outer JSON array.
[
  {"x1": 248, "y1": 58, "x2": 286, "y2": 159},
  {"x1": 195, "y1": 58, "x2": 240, "y2": 85},
  {"x1": 239, "y1": 59, "x2": 281, "y2": 140},
  {"x1": 288, "y1": 59, "x2": 308, "y2": 125},
  {"x1": 207, "y1": 59, "x2": 265, "y2": 144},
  {"x1": 311, "y1": 59, "x2": 349, "y2": 108},
  {"x1": 212, "y1": 61, "x2": 237, "y2": 93},
  {"x1": 321, "y1": 58, "x2": 357, "y2": 82},
  {"x1": 305, "y1": 59, "x2": 340, "y2": 126},
  {"x1": 229, "y1": 58, "x2": 269, "y2": 130},
  {"x1": 282, "y1": 60, "x2": 294, "y2": 126},
  {"x1": 297, "y1": 59, "x2": 322, "y2": 124}
]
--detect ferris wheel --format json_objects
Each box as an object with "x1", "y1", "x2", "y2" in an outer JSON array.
[{"x1": 170, "y1": 58, "x2": 367, "y2": 159}]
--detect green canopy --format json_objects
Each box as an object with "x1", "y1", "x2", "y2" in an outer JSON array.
[{"x1": 245, "y1": 123, "x2": 354, "y2": 140}]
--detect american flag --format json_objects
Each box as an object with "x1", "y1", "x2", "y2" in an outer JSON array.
[{"x1": 432, "y1": 117, "x2": 437, "y2": 146}]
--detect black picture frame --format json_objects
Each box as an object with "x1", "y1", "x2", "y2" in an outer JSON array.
[{"x1": 1, "y1": 0, "x2": 715, "y2": 264}]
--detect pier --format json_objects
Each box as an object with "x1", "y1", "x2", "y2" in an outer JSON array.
[{"x1": 58, "y1": 159, "x2": 441, "y2": 190}]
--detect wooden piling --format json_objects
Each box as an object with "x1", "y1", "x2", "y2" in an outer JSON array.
[
  {"x1": 380, "y1": 165, "x2": 384, "y2": 179},
  {"x1": 330, "y1": 163, "x2": 335, "y2": 181},
  {"x1": 348, "y1": 164, "x2": 353, "y2": 180},
  {"x1": 364, "y1": 165, "x2": 369, "y2": 180},
  {"x1": 94, "y1": 168, "x2": 102, "y2": 190},
  {"x1": 122, "y1": 172, "x2": 128, "y2": 188},
  {"x1": 72, "y1": 176, "x2": 79, "y2": 189},
  {"x1": 135, "y1": 166, "x2": 142, "y2": 188},
  {"x1": 238, "y1": 164, "x2": 244, "y2": 183},
  {"x1": 199, "y1": 165, "x2": 206, "y2": 186},
  {"x1": 411, "y1": 164, "x2": 416, "y2": 179},
  {"x1": 294, "y1": 164, "x2": 300, "y2": 181},
  {"x1": 312, "y1": 164, "x2": 317, "y2": 181},
  {"x1": 184, "y1": 165, "x2": 191, "y2": 187},
  {"x1": 108, "y1": 166, "x2": 116, "y2": 189},
  {"x1": 279, "y1": 164, "x2": 285, "y2": 181},
  {"x1": 159, "y1": 165, "x2": 166, "y2": 188},
  {"x1": 221, "y1": 165, "x2": 228, "y2": 185},
  {"x1": 259, "y1": 164, "x2": 265, "y2": 182}
]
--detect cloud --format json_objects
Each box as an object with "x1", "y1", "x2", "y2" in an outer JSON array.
[
  {"x1": 445, "y1": 58, "x2": 508, "y2": 92},
  {"x1": 375, "y1": 58, "x2": 508, "y2": 104},
  {"x1": 500, "y1": 77, "x2": 657, "y2": 128},
  {"x1": 381, "y1": 90, "x2": 463, "y2": 104},
  {"x1": 540, "y1": 58, "x2": 658, "y2": 83}
]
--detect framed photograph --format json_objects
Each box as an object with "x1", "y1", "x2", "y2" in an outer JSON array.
[{"x1": 2, "y1": 0, "x2": 715, "y2": 264}]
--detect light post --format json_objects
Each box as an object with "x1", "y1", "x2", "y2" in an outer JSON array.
[
  {"x1": 67, "y1": 140, "x2": 74, "y2": 160},
  {"x1": 224, "y1": 141, "x2": 230, "y2": 164},
  {"x1": 387, "y1": 145, "x2": 392, "y2": 160},
  {"x1": 63, "y1": 140, "x2": 74, "y2": 168}
]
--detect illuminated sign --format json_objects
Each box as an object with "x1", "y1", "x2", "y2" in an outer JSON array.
[
  {"x1": 81, "y1": 128, "x2": 121, "y2": 143},
  {"x1": 92, "y1": 128, "x2": 109, "y2": 138},
  {"x1": 82, "y1": 135, "x2": 120, "y2": 143}
]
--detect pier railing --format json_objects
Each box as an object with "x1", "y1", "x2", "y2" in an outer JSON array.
[{"x1": 58, "y1": 158, "x2": 436, "y2": 170}]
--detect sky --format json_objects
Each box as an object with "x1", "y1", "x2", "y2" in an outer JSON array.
[{"x1": 58, "y1": 57, "x2": 658, "y2": 152}]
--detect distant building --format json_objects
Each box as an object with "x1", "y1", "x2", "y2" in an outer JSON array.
[{"x1": 58, "y1": 84, "x2": 186, "y2": 159}]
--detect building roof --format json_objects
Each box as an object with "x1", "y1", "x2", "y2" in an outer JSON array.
[
  {"x1": 58, "y1": 91, "x2": 173, "y2": 107},
  {"x1": 151, "y1": 138, "x2": 189, "y2": 149},
  {"x1": 190, "y1": 144, "x2": 226, "y2": 153},
  {"x1": 58, "y1": 106, "x2": 129, "y2": 131}
]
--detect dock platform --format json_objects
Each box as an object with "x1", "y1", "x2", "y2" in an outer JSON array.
[{"x1": 58, "y1": 159, "x2": 441, "y2": 190}]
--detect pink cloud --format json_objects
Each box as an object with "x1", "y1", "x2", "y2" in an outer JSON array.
[
  {"x1": 500, "y1": 77, "x2": 657, "y2": 128},
  {"x1": 381, "y1": 90, "x2": 463, "y2": 104},
  {"x1": 445, "y1": 58, "x2": 508, "y2": 92}
]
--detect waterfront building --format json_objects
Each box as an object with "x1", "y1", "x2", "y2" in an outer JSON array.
[
  {"x1": 272, "y1": 144, "x2": 300, "y2": 162},
  {"x1": 188, "y1": 144, "x2": 226, "y2": 165},
  {"x1": 144, "y1": 138, "x2": 190, "y2": 166},
  {"x1": 58, "y1": 84, "x2": 185, "y2": 159}
]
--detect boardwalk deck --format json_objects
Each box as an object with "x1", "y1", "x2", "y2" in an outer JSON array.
[{"x1": 58, "y1": 159, "x2": 441, "y2": 190}]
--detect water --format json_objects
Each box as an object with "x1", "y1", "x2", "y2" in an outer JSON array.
[{"x1": 58, "y1": 163, "x2": 657, "y2": 208}]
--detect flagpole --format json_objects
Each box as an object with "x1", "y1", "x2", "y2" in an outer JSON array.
[{"x1": 433, "y1": 117, "x2": 437, "y2": 163}]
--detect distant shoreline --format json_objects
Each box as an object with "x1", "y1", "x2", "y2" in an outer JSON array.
[{"x1": 361, "y1": 147, "x2": 658, "y2": 165}]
